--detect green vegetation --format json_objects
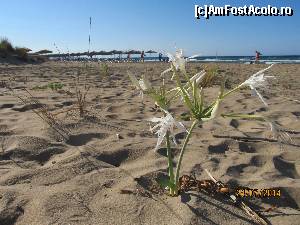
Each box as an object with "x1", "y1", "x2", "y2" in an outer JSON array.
[
  {"x1": 32, "y1": 82, "x2": 64, "y2": 91},
  {"x1": 0, "y1": 38, "x2": 14, "y2": 57},
  {"x1": 48, "y1": 82, "x2": 64, "y2": 91},
  {"x1": 100, "y1": 63, "x2": 109, "y2": 76},
  {"x1": 129, "y1": 50, "x2": 277, "y2": 196},
  {"x1": 201, "y1": 65, "x2": 218, "y2": 87},
  {"x1": 0, "y1": 37, "x2": 41, "y2": 62}
]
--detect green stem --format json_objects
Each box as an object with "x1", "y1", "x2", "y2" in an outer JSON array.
[
  {"x1": 174, "y1": 120, "x2": 198, "y2": 194},
  {"x1": 183, "y1": 70, "x2": 193, "y2": 91},
  {"x1": 221, "y1": 113, "x2": 266, "y2": 122},
  {"x1": 173, "y1": 70, "x2": 194, "y2": 113},
  {"x1": 166, "y1": 131, "x2": 175, "y2": 195},
  {"x1": 221, "y1": 84, "x2": 242, "y2": 99}
]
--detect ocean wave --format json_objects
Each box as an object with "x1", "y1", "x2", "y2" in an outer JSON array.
[{"x1": 190, "y1": 59, "x2": 300, "y2": 64}]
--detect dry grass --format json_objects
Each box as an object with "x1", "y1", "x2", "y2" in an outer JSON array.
[
  {"x1": 74, "y1": 74, "x2": 91, "y2": 118},
  {"x1": 201, "y1": 65, "x2": 218, "y2": 87},
  {"x1": 6, "y1": 82, "x2": 70, "y2": 140}
]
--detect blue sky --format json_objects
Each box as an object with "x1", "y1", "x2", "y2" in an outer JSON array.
[{"x1": 0, "y1": 0, "x2": 299, "y2": 56}]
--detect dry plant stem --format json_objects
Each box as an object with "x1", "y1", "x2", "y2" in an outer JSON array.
[
  {"x1": 9, "y1": 88, "x2": 69, "y2": 140},
  {"x1": 174, "y1": 120, "x2": 198, "y2": 194},
  {"x1": 166, "y1": 131, "x2": 175, "y2": 196},
  {"x1": 205, "y1": 169, "x2": 268, "y2": 225}
]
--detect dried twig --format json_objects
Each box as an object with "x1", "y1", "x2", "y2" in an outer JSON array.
[
  {"x1": 204, "y1": 169, "x2": 268, "y2": 225},
  {"x1": 72, "y1": 73, "x2": 91, "y2": 118},
  {"x1": 8, "y1": 87, "x2": 70, "y2": 140},
  {"x1": 178, "y1": 172, "x2": 268, "y2": 225}
]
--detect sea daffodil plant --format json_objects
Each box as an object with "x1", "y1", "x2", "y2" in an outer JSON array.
[{"x1": 129, "y1": 50, "x2": 288, "y2": 196}]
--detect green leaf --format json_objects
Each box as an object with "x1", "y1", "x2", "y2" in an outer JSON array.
[
  {"x1": 199, "y1": 87, "x2": 204, "y2": 112},
  {"x1": 156, "y1": 177, "x2": 176, "y2": 189},
  {"x1": 221, "y1": 113, "x2": 266, "y2": 121}
]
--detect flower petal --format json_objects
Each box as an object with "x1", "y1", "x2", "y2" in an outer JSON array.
[
  {"x1": 250, "y1": 86, "x2": 268, "y2": 106},
  {"x1": 148, "y1": 117, "x2": 163, "y2": 123}
]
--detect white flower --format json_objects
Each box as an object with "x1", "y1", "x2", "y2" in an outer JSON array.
[
  {"x1": 161, "y1": 49, "x2": 201, "y2": 78},
  {"x1": 148, "y1": 110, "x2": 187, "y2": 151},
  {"x1": 167, "y1": 49, "x2": 186, "y2": 72},
  {"x1": 162, "y1": 49, "x2": 186, "y2": 75},
  {"x1": 241, "y1": 64, "x2": 274, "y2": 106},
  {"x1": 129, "y1": 73, "x2": 151, "y2": 98}
]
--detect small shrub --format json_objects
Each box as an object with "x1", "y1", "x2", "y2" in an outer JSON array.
[
  {"x1": 101, "y1": 63, "x2": 109, "y2": 76},
  {"x1": 201, "y1": 65, "x2": 218, "y2": 87},
  {"x1": 48, "y1": 82, "x2": 64, "y2": 91},
  {"x1": 15, "y1": 47, "x2": 29, "y2": 61},
  {"x1": 0, "y1": 38, "x2": 14, "y2": 57},
  {"x1": 129, "y1": 49, "x2": 285, "y2": 197}
]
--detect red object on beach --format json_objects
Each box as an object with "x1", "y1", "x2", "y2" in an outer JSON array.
[{"x1": 255, "y1": 51, "x2": 261, "y2": 61}]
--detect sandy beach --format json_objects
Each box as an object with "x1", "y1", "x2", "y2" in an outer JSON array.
[{"x1": 0, "y1": 61, "x2": 299, "y2": 225}]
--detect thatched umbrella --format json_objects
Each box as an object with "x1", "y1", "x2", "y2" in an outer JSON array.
[
  {"x1": 96, "y1": 50, "x2": 112, "y2": 56},
  {"x1": 88, "y1": 51, "x2": 97, "y2": 58},
  {"x1": 125, "y1": 50, "x2": 141, "y2": 55},
  {"x1": 146, "y1": 50, "x2": 157, "y2": 59},
  {"x1": 146, "y1": 50, "x2": 157, "y2": 54},
  {"x1": 35, "y1": 49, "x2": 52, "y2": 55}
]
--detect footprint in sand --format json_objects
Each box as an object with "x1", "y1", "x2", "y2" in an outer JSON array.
[
  {"x1": 249, "y1": 155, "x2": 269, "y2": 167},
  {"x1": 66, "y1": 133, "x2": 109, "y2": 146},
  {"x1": 0, "y1": 191, "x2": 26, "y2": 225},
  {"x1": 96, "y1": 149, "x2": 129, "y2": 167},
  {"x1": 229, "y1": 119, "x2": 239, "y2": 129},
  {"x1": 12, "y1": 103, "x2": 44, "y2": 112},
  {"x1": 292, "y1": 111, "x2": 300, "y2": 118},
  {"x1": 208, "y1": 140, "x2": 230, "y2": 154},
  {"x1": 105, "y1": 114, "x2": 118, "y2": 120},
  {"x1": 0, "y1": 136, "x2": 67, "y2": 166},
  {"x1": 273, "y1": 153, "x2": 300, "y2": 179},
  {"x1": 0, "y1": 103, "x2": 15, "y2": 109},
  {"x1": 226, "y1": 163, "x2": 249, "y2": 177},
  {"x1": 238, "y1": 142, "x2": 256, "y2": 153}
]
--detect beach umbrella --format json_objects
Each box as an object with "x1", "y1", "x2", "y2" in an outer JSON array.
[
  {"x1": 108, "y1": 50, "x2": 121, "y2": 54},
  {"x1": 35, "y1": 49, "x2": 52, "y2": 54},
  {"x1": 125, "y1": 50, "x2": 141, "y2": 55},
  {"x1": 96, "y1": 50, "x2": 112, "y2": 56},
  {"x1": 146, "y1": 50, "x2": 157, "y2": 59},
  {"x1": 146, "y1": 50, "x2": 157, "y2": 54},
  {"x1": 89, "y1": 51, "x2": 97, "y2": 58}
]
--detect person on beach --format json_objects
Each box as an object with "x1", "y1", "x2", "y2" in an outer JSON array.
[
  {"x1": 158, "y1": 53, "x2": 162, "y2": 62},
  {"x1": 127, "y1": 53, "x2": 131, "y2": 62},
  {"x1": 141, "y1": 51, "x2": 145, "y2": 62},
  {"x1": 255, "y1": 50, "x2": 261, "y2": 63}
]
